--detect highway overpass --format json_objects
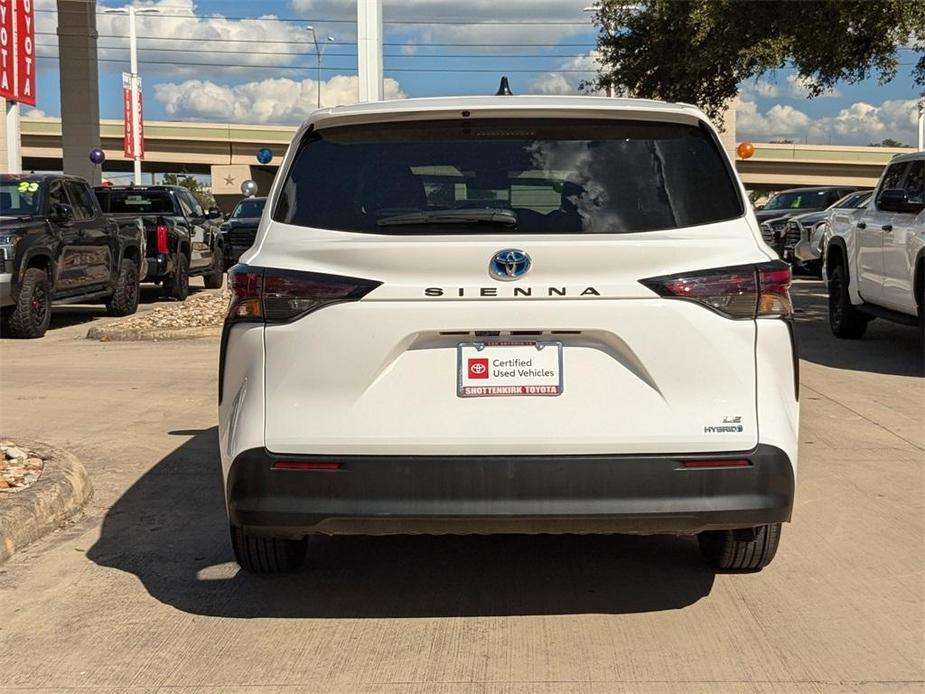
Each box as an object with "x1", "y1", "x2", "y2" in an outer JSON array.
[{"x1": 19, "y1": 117, "x2": 915, "y2": 209}]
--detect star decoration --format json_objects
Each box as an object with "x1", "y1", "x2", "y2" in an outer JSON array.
[{"x1": 224, "y1": 175, "x2": 236, "y2": 186}]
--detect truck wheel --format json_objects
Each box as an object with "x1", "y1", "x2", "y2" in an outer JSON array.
[
  {"x1": 106, "y1": 260, "x2": 140, "y2": 317},
  {"x1": 698, "y1": 523, "x2": 781, "y2": 572},
  {"x1": 230, "y1": 525, "x2": 306, "y2": 574},
  {"x1": 7, "y1": 267, "x2": 51, "y2": 339},
  {"x1": 828, "y1": 263, "x2": 869, "y2": 339},
  {"x1": 164, "y1": 253, "x2": 190, "y2": 301},
  {"x1": 202, "y1": 252, "x2": 224, "y2": 289}
]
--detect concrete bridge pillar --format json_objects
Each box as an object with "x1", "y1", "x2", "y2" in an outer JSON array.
[{"x1": 57, "y1": 0, "x2": 101, "y2": 184}]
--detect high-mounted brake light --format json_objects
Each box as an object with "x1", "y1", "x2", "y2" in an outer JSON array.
[
  {"x1": 640, "y1": 261, "x2": 792, "y2": 319},
  {"x1": 226, "y1": 264, "x2": 381, "y2": 325},
  {"x1": 155, "y1": 222, "x2": 169, "y2": 255}
]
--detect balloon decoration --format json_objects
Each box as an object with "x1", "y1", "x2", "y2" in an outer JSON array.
[
  {"x1": 240, "y1": 179, "x2": 259, "y2": 197},
  {"x1": 256, "y1": 148, "x2": 273, "y2": 165},
  {"x1": 89, "y1": 148, "x2": 106, "y2": 165},
  {"x1": 736, "y1": 142, "x2": 755, "y2": 160}
]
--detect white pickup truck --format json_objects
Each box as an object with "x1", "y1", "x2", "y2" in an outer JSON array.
[{"x1": 824, "y1": 152, "x2": 924, "y2": 343}]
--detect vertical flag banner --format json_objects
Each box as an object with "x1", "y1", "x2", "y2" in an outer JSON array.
[
  {"x1": 122, "y1": 72, "x2": 145, "y2": 160},
  {"x1": 122, "y1": 72, "x2": 134, "y2": 158},
  {"x1": 135, "y1": 76, "x2": 144, "y2": 159},
  {"x1": 0, "y1": 0, "x2": 35, "y2": 105},
  {"x1": 14, "y1": 0, "x2": 32, "y2": 105},
  {"x1": 0, "y1": 0, "x2": 16, "y2": 101}
]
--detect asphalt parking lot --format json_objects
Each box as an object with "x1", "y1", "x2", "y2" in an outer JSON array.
[{"x1": 0, "y1": 278, "x2": 922, "y2": 693}]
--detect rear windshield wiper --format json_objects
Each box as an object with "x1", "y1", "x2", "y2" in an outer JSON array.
[{"x1": 376, "y1": 208, "x2": 517, "y2": 227}]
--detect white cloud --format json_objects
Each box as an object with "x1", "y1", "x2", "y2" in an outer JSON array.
[
  {"x1": 22, "y1": 107, "x2": 48, "y2": 119},
  {"x1": 37, "y1": 0, "x2": 321, "y2": 80},
  {"x1": 527, "y1": 51, "x2": 605, "y2": 95},
  {"x1": 154, "y1": 75, "x2": 405, "y2": 123},
  {"x1": 736, "y1": 98, "x2": 813, "y2": 140},
  {"x1": 787, "y1": 74, "x2": 841, "y2": 99},
  {"x1": 740, "y1": 80, "x2": 780, "y2": 99},
  {"x1": 292, "y1": 0, "x2": 595, "y2": 53},
  {"x1": 737, "y1": 94, "x2": 919, "y2": 145}
]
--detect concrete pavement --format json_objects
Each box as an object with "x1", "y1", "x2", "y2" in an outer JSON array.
[{"x1": 0, "y1": 278, "x2": 922, "y2": 692}]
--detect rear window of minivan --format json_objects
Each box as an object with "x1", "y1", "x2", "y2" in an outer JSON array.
[{"x1": 274, "y1": 118, "x2": 743, "y2": 234}]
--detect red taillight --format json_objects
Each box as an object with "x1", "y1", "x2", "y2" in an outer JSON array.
[
  {"x1": 155, "y1": 222, "x2": 169, "y2": 255},
  {"x1": 272, "y1": 461, "x2": 341, "y2": 470},
  {"x1": 225, "y1": 265, "x2": 381, "y2": 325},
  {"x1": 227, "y1": 266, "x2": 264, "y2": 322},
  {"x1": 640, "y1": 261, "x2": 792, "y2": 319},
  {"x1": 681, "y1": 459, "x2": 751, "y2": 469},
  {"x1": 756, "y1": 263, "x2": 793, "y2": 317}
]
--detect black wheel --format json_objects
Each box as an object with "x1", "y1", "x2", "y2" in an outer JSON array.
[
  {"x1": 164, "y1": 253, "x2": 190, "y2": 301},
  {"x1": 106, "y1": 260, "x2": 140, "y2": 316},
  {"x1": 202, "y1": 250, "x2": 224, "y2": 289},
  {"x1": 230, "y1": 525, "x2": 306, "y2": 574},
  {"x1": 7, "y1": 267, "x2": 51, "y2": 338},
  {"x1": 698, "y1": 523, "x2": 782, "y2": 572},
  {"x1": 828, "y1": 263, "x2": 869, "y2": 339}
]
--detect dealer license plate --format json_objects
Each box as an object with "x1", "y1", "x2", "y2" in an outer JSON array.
[{"x1": 457, "y1": 341, "x2": 563, "y2": 397}]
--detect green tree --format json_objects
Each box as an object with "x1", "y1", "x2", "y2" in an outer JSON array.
[
  {"x1": 161, "y1": 173, "x2": 216, "y2": 210},
  {"x1": 591, "y1": 1, "x2": 925, "y2": 122},
  {"x1": 868, "y1": 138, "x2": 909, "y2": 147}
]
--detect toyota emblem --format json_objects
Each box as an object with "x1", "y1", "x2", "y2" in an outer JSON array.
[{"x1": 489, "y1": 249, "x2": 531, "y2": 281}]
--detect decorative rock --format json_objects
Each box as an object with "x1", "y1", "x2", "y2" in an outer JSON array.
[{"x1": 4, "y1": 447, "x2": 27, "y2": 460}]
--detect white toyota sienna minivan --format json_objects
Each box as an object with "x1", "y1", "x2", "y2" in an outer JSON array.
[{"x1": 218, "y1": 95, "x2": 799, "y2": 574}]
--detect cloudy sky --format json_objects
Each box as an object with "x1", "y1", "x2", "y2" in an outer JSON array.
[{"x1": 28, "y1": 0, "x2": 922, "y2": 145}]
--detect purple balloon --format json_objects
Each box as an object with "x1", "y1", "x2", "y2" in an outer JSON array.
[{"x1": 89, "y1": 148, "x2": 106, "y2": 165}]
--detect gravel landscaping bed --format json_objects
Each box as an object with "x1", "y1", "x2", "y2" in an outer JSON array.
[
  {"x1": 87, "y1": 289, "x2": 230, "y2": 341},
  {"x1": 0, "y1": 440, "x2": 45, "y2": 492}
]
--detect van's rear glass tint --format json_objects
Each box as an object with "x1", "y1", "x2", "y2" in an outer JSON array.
[{"x1": 274, "y1": 118, "x2": 743, "y2": 234}]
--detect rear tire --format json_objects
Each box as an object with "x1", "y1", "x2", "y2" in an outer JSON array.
[
  {"x1": 230, "y1": 525, "x2": 306, "y2": 574},
  {"x1": 698, "y1": 523, "x2": 782, "y2": 572},
  {"x1": 7, "y1": 267, "x2": 51, "y2": 339},
  {"x1": 202, "y1": 250, "x2": 224, "y2": 289},
  {"x1": 106, "y1": 260, "x2": 140, "y2": 316},
  {"x1": 828, "y1": 263, "x2": 869, "y2": 339},
  {"x1": 164, "y1": 253, "x2": 190, "y2": 301}
]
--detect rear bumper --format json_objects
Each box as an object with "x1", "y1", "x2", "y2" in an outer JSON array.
[
  {"x1": 226, "y1": 444, "x2": 794, "y2": 537},
  {"x1": 145, "y1": 254, "x2": 171, "y2": 280}
]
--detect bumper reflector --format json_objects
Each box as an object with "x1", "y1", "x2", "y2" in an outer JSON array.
[
  {"x1": 681, "y1": 459, "x2": 751, "y2": 469},
  {"x1": 272, "y1": 461, "x2": 341, "y2": 470}
]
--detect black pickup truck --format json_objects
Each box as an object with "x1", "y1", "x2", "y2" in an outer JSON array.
[
  {"x1": 94, "y1": 185, "x2": 224, "y2": 300},
  {"x1": 219, "y1": 196, "x2": 266, "y2": 269},
  {"x1": 1, "y1": 173, "x2": 145, "y2": 338}
]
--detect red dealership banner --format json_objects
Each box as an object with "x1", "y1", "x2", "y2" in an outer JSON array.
[
  {"x1": 0, "y1": 0, "x2": 15, "y2": 101},
  {"x1": 0, "y1": 0, "x2": 35, "y2": 106},
  {"x1": 122, "y1": 72, "x2": 145, "y2": 159}
]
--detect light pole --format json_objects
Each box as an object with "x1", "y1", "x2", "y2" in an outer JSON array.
[
  {"x1": 103, "y1": 6, "x2": 159, "y2": 184},
  {"x1": 306, "y1": 26, "x2": 335, "y2": 108},
  {"x1": 918, "y1": 98, "x2": 924, "y2": 152}
]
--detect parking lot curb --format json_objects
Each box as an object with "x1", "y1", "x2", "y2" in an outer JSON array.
[
  {"x1": 86, "y1": 325, "x2": 221, "y2": 341},
  {"x1": 0, "y1": 439, "x2": 93, "y2": 564}
]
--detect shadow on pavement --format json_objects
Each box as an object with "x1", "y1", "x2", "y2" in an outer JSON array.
[
  {"x1": 87, "y1": 428, "x2": 716, "y2": 618},
  {"x1": 791, "y1": 279, "x2": 923, "y2": 377}
]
